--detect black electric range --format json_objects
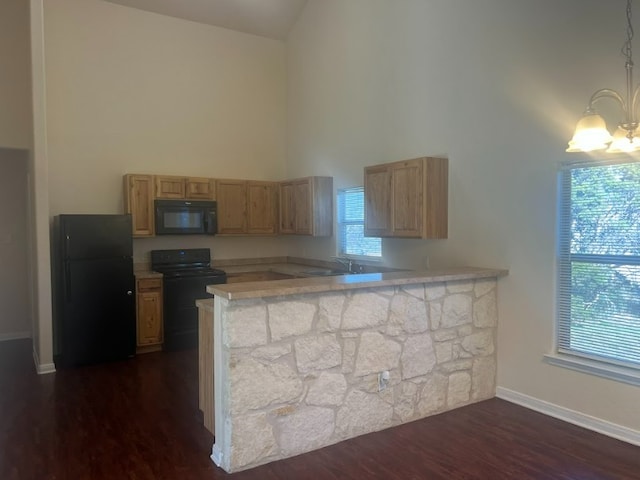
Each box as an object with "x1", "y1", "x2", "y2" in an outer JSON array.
[{"x1": 151, "y1": 249, "x2": 226, "y2": 351}]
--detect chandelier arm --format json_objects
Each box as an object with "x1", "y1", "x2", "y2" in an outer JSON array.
[
  {"x1": 631, "y1": 84, "x2": 640, "y2": 124},
  {"x1": 587, "y1": 88, "x2": 627, "y2": 112}
]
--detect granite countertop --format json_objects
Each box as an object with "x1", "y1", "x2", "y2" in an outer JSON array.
[
  {"x1": 220, "y1": 263, "x2": 308, "y2": 276},
  {"x1": 207, "y1": 266, "x2": 508, "y2": 300},
  {"x1": 134, "y1": 270, "x2": 163, "y2": 279}
]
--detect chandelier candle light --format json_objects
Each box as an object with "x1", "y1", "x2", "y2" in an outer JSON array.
[{"x1": 567, "y1": 0, "x2": 640, "y2": 153}]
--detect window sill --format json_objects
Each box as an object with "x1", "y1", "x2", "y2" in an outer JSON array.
[
  {"x1": 544, "y1": 353, "x2": 640, "y2": 387},
  {"x1": 338, "y1": 254, "x2": 383, "y2": 263}
]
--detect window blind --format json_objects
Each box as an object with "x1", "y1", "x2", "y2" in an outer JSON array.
[
  {"x1": 557, "y1": 161, "x2": 640, "y2": 368},
  {"x1": 337, "y1": 187, "x2": 381, "y2": 258}
]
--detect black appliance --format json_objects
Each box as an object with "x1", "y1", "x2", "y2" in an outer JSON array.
[
  {"x1": 150, "y1": 248, "x2": 226, "y2": 351},
  {"x1": 52, "y1": 214, "x2": 136, "y2": 367},
  {"x1": 154, "y1": 200, "x2": 217, "y2": 236}
]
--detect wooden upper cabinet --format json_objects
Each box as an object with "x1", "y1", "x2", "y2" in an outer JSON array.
[
  {"x1": 185, "y1": 177, "x2": 216, "y2": 200},
  {"x1": 364, "y1": 165, "x2": 392, "y2": 237},
  {"x1": 216, "y1": 180, "x2": 248, "y2": 234},
  {"x1": 364, "y1": 157, "x2": 448, "y2": 239},
  {"x1": 391, "y1": 159, "x2": 423, "y2": 237},
  {"x1": 122, "y1": 172, "x2": 334, "y2": 238},
  {"x1": 155, "y1": 175, "x2": 185, "y2": 199},
  {"x1": 278, "y1": 176, "x2": 333, "y2": 236},
  {"x1": 247, "y1": 181, "x2": 278, "y2": 235},
  {"x1": 294, "y1": 180, "x2": 312, "y2": 234},
  {"x1": 154, "y1": 175, "x2": 216, "y2": 200},
  {"x1": 123, "y1": 174, "x2": 154, "y2": 237},
  {"x1": 278, "y1": 182, "x2": 296, "y2": 234},
  {"x1": 216, "y1": 179, "x2": 278, "y2": 235}
]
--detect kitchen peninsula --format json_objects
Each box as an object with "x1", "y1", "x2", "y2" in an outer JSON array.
[{"x1": 200, "y1": 266, "x2": 507, "y2": 473}]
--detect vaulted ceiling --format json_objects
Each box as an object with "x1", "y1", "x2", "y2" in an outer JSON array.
[{"x1": 103, "y1": 0, "x2": 308, "y2": 40}]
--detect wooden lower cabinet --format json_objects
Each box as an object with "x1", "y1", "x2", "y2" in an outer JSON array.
[
  {"x1": 197, "y1": 299, "x2": 215, "y2": 434},
  {"x1": 136, "y1": 277, "x2": 163, "y2": 353}
]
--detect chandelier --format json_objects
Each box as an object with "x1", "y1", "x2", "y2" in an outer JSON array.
[{"x1": 567, "y1": 0, "x2": 640, "y2": 153}]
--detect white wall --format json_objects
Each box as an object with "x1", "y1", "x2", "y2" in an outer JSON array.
[
  {"x1": 0, "y1": 0, "x2": 31, "y2": 340},
  {"x1": 0, "y1": 149, "x2": 30, "y2": 339},
  {"x1": 30, "y1": 0, "x2": 54, "y2": 372},
  {"x1": 43, "y1": 0, "x2": 290, "y2": 263},
  {"x1": 0, "y1": 0, "x2": 31, "y2": 149},
  {"x1": 29, "y1": 0, "x2": 291, "y2": 368},
  {"x1": 286, "y1": 0, "x2": 640, "y2": 431},
  {"x1": 44, "y1": 0, "x2": 287, "y2": 216}
]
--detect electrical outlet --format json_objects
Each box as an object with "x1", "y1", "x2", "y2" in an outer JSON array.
[{"x1": 378, "y1": 370, "x2": 390, "y2": 391}]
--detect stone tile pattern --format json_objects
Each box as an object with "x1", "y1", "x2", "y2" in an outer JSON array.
[{"x1": 219, "y1": 278, "x2": 498, "y2": 472}]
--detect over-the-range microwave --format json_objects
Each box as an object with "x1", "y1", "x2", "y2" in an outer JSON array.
[{"x1": 154, "y1": 199, "x2": 217, "y2": 235}]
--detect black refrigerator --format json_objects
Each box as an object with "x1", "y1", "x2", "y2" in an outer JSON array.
[{"x1": 52, "y1": 214, "x2": 136, "y2": 367}]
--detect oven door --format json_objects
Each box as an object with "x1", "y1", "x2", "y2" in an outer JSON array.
[
  {"x1": 155, "y1": 200, "x2": 216, "y2": 235},
  {"x1": 162, "y1": 274, "x2": 226, "y2": 351}
]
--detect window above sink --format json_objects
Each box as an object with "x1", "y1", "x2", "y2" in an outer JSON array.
[{"x1": 337, "y1": 187, "x2": 382, "y2": 260}]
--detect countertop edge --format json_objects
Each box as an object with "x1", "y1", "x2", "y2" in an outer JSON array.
[
  {"x1": 134, "y1": 270, "x2": 163, "y2": 279},
  {"x1": 207, "y1": 267, "x2": 508, "y2": 300}
]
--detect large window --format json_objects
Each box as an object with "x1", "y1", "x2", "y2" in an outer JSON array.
[
  {"x1": 337, "y1": 187, "x2": 381, "y2": 259},
  {"x1": 556, "y1": 161, "x2": 640, "y2": 373}
]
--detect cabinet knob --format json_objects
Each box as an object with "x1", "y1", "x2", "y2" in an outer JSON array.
[{"x1": 127, "y1": 290, "x2": 133, "y2": 296}]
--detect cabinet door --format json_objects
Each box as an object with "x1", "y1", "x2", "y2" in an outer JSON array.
[
  {"x1": 155, "y1": 175, "x2": 185, "y2": 199},
  {"x1": 294, "y1": 180, "x2": 312, "y2": 235},
  {"x1": 123, "y1": 174, "x2": 154, "y2": 237},
  {"x1": 216, "y1": 180, "x2": 247, "y2": 234},
  {"x1": 137, "y1": 289, "x2": 163, "y2": 346},
  {"x1": 364, "y1": 165, "x2": 392, "y2": 237},
  {"x1": 186, "y1": 177, "x2": 215, "y2": 200},
  {"x1": 278, "y1": 182, "x2": 296, "y2": 234},
  {"x1": 391, "y1": 159, "x2": 423, "y2": 237},
  {"x1": 423, "y1": 157, "x2": 449, "y2": 239},
  {"x1": 247, "y1": 181, "x2": 278, "y2": 234},
  {"x1": 310, "y1": 177, "x2": 334, "y2": 237}
]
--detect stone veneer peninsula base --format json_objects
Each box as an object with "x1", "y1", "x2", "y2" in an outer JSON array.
[{"x1": 204, "y1": 267, "x2": 507, "y2": 473}]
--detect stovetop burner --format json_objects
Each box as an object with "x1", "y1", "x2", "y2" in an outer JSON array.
[{"x1": 150, "y1": 248, "x2": 225, "y2": 277}]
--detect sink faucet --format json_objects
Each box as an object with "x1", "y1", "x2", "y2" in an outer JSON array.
[{"x1": 333, "y1": 256, "x2": 355, "y2": 273}]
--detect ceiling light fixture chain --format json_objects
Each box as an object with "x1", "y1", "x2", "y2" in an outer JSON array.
[
  {"x1": 567, "y1": 0, "x2": 640, "y2": 153},
  {"x1": 622, "y1": 0, "x2": 634, "y2": 62}
]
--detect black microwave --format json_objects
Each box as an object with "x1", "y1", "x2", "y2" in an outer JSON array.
[{"x1": 154, "y1": 200, "x2": 217, "y2": 235}]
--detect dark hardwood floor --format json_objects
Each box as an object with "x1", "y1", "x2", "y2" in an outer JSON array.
[{"x1": 1, "y1": 338, "x2": 639, "y2": 479}]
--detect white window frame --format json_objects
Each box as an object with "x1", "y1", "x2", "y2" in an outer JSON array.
[
  {"x1": 545, "y1": 159, "x2": 640, "y2": 387},
  {"x1": 336, "y1": 187, "x2": 382, "y2": 261}
]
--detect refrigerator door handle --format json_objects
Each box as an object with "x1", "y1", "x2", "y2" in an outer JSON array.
[{"x1": 65, "y1": 262, "x2": 72, "y2": 302}]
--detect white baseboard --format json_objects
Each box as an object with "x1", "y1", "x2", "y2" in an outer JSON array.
[
  {"x1": 0, "y1": 331, "x2": 31, "y2": 341},
  {"x1": 496, "y1": 387, "x2": 640, "y2": 447},
  {"x1": 32, "y1": 346, "x2": 56, "y2": 375},
  {"x1": 211, "y1": 444, "x2": 224, "y2": 468}
]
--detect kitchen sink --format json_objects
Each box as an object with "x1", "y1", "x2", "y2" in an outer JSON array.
[{"x1": 301, "y1": 269, "x2": 349, "y2": 276}]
